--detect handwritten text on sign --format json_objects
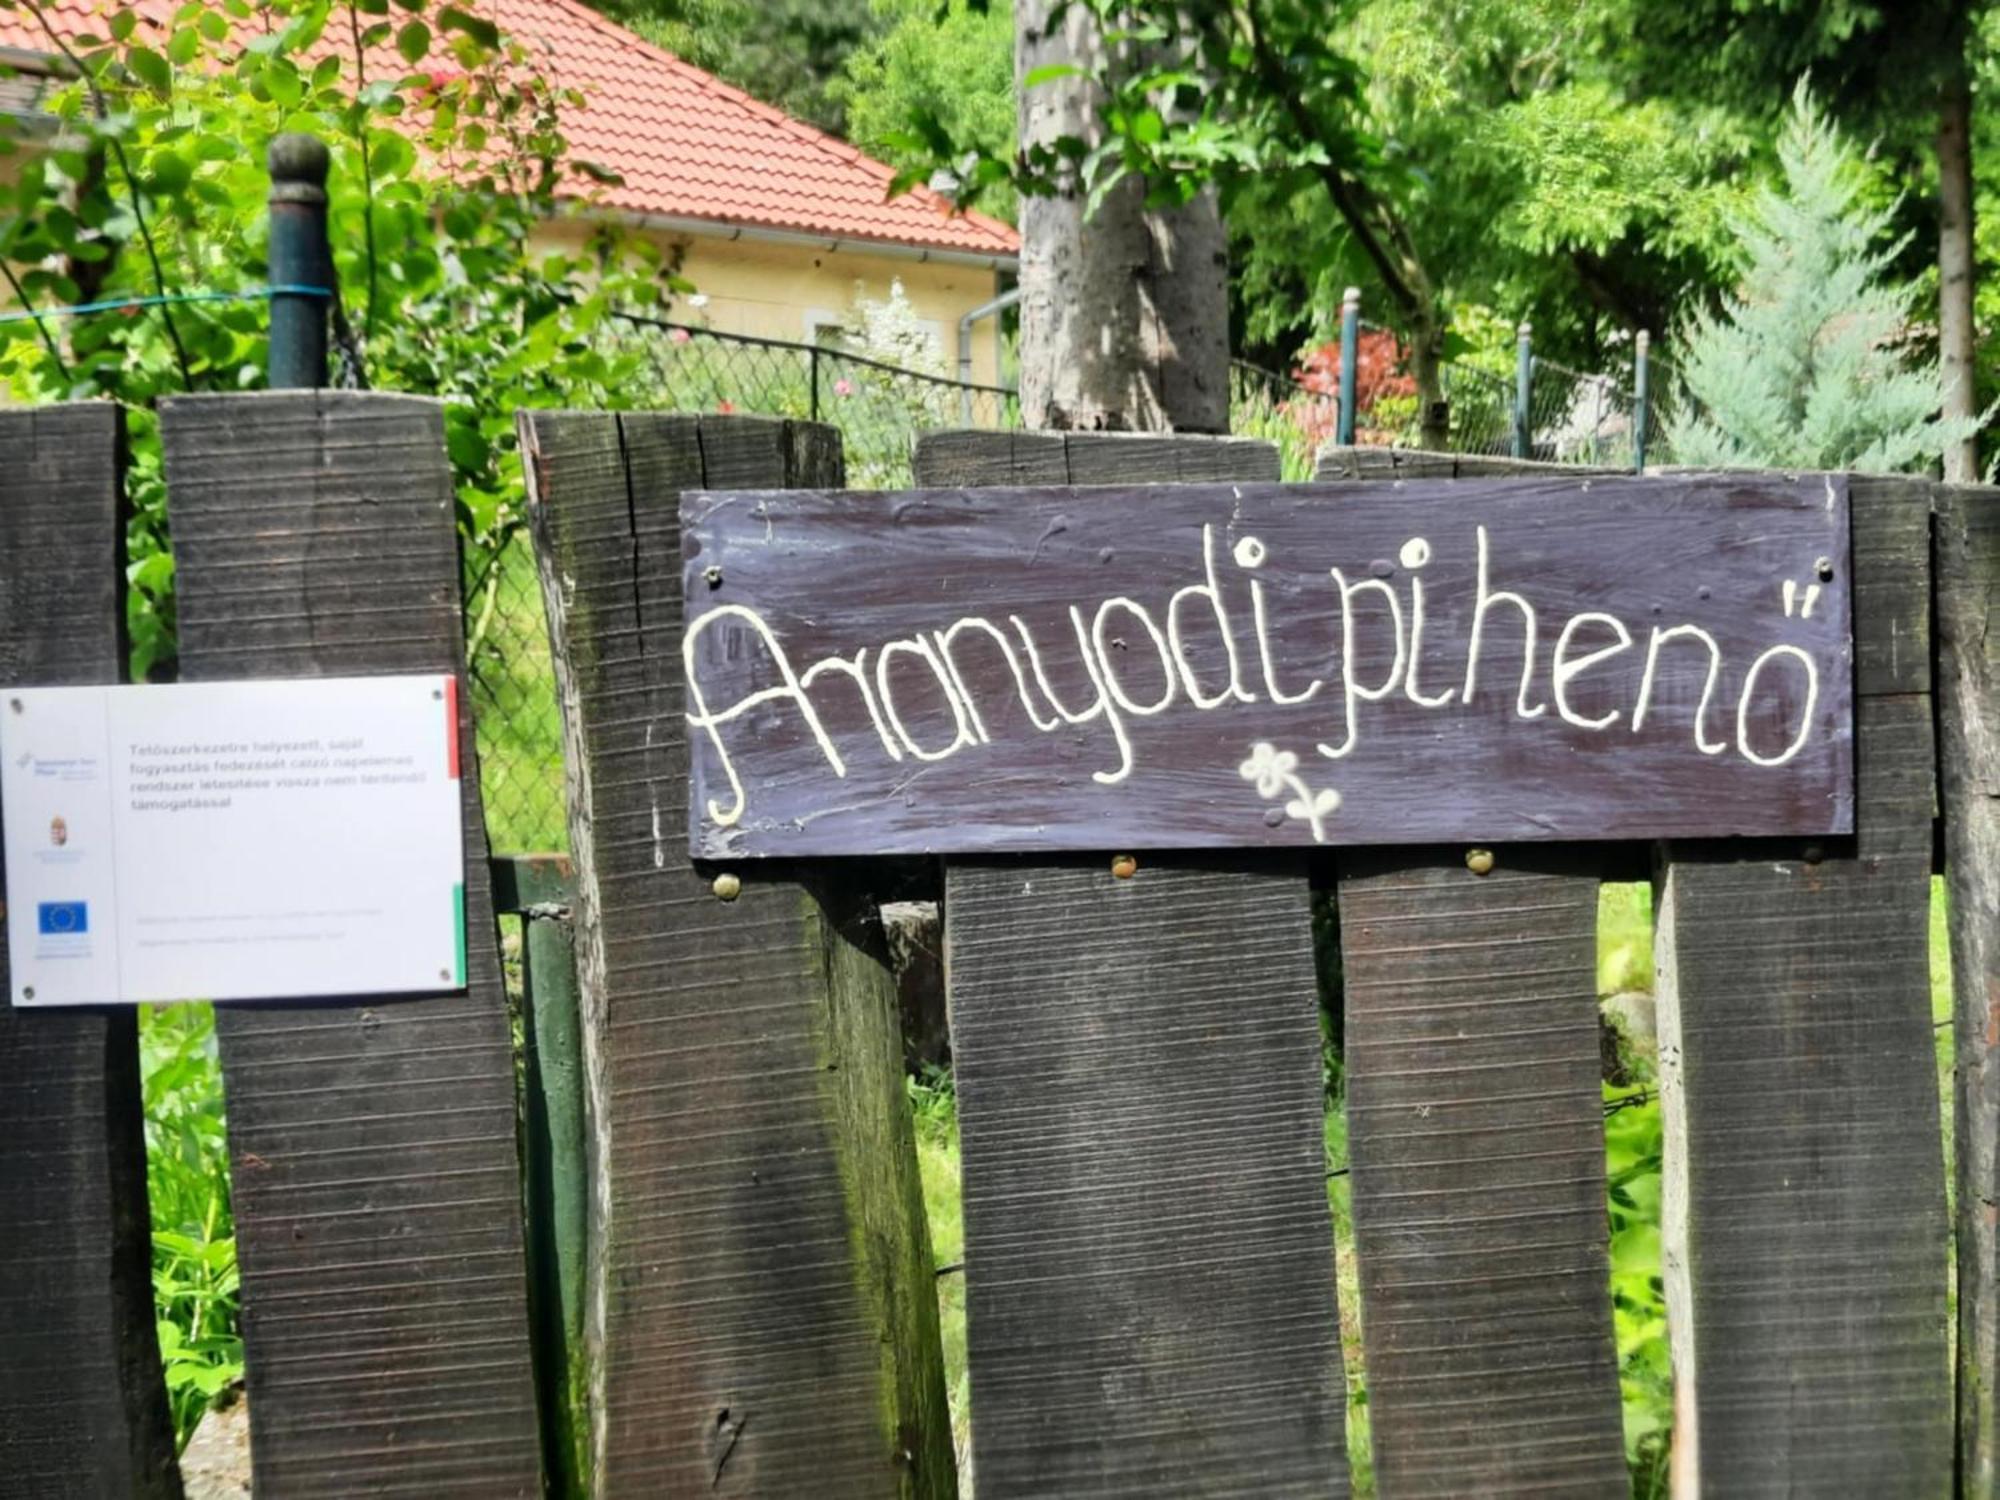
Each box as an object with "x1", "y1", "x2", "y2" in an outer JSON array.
[{"x1": 680, "y1": 476, "x2": 1853, "y2": 857}]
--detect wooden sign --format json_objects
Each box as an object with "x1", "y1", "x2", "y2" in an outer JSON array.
[{"x1": 681, "y1": 474, "x2": 1853, "y2": 857}]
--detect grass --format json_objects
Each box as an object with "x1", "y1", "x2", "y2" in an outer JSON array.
[{"x1": 139, "y1": 1002, "x2": 243, "y2": 1450}]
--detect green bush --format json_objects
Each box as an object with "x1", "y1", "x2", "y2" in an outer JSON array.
[{"x1": 139, "y1": 1003, "x2": 241, "y2": 1449}]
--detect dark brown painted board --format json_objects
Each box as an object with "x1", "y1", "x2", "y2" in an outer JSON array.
[
  {"x1": 160, "y1": 393, "x2": 541, "y2": 1499},
  {"x1": 918, "y1": 430, "x2": 1347, "y2": 1500},
  {"x1": 1338, "y1": 852, "x2": 1625, "y2": 1497},
  {"x1": 1938, "y1": 483, "x2": 2000, "y2": 1494},
  {"x1": 1656, "y1": 475, "x2": 1949, "y2": 1495},
  {"x1": 0, "y1": 405, "x2": 181, "y2": 1498},
  {"x1": 682, "y1": 473, "x2": 1853, "y2": 856},
  {"x1": 521, "y1": 411, "x2": 952, "y2": 1497}
]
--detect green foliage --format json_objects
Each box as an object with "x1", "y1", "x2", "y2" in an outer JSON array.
[
  {"x1": 141, "y1": 1003, "x2": 241, "y2": 1450},
  {"x1": 905, "y1": 1065, "x2": 970, "y2": 1461},
  {"x1": 1605, "y1": 1083, "x2": 1671, "y2": 1494},
  {"x1": 1665, "y1": 84, "x2": 1980, "y2": 472},
  {"x1": 0, "y1": 0, "x2": 678, "y2": 680},
  {"x1": 835, "y1": 0, "x2": 1017, "y2": 220}
]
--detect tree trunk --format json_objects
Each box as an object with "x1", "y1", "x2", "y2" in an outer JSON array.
[
  {"x1": 1410, "y1": 313, "x2": 1449, "y2": 451},
  {"x1": 1938, "y1": 27, "x2": 1978, "y2": 483},
  {"x1": 1015, "y1": 1, "x2": 1230, "y2": 434}
]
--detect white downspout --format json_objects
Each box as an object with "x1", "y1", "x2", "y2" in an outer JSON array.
[{"x1": 958, "y1": 286, "x2": 1021, "y2": 425}]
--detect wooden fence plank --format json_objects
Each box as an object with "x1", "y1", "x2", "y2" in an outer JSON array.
[
  {"x1": 916, "y1": 430, "x2": 1348, "y2": 1499},
  {"x1": 1337, "y1": 852, "x2": 1626, "y2": 1497},
  {"x1": 522, "y1": 410, "x2": 952, "y2": 1498},
  {"x1": 1319, "y1": 446, "x2": 1625, "y2": 1497},
  {"x1": 160, "y1": 392, "x2": 542, "y2": 1498},
  {"x1": 0, "y1": 404, "x2": 181, "y2": 1498},
  {"x1": 1655, "y1": 474, "x2": 1949, "y2": 1494},
  {"x1": 1939, "y1": 483, "x2": 2000, "y2": 1494}
]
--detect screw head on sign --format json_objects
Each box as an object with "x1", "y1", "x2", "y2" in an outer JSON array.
[
  {"x1": 7, "y1": 698, "x2": 20, "y2": 714},
  {"x1": 20, "y1": 987, "x2": 33, "y2": 1001},
  {"x1": 1465, "y1": 848, "x2": 1496, "y2": 876},
  {"x1": 712, "y1": 872, "x2": 742, "y2": 901},
  {"x1": 1110, "y1": 854, "x2": 1138, "y2": 880},
  {"x1": 704, "y1": 565, "x2": 724, "y2": 589}
]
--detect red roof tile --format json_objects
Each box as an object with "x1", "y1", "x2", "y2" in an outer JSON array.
[{"x1": 0, "y1": 0, "x2": 1019, "y2": 261}]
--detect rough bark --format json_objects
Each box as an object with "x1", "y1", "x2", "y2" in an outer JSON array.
[
  {"x1": 1938, "y1": 33, "x2": 1978, "y2": 483},
  {"x1": 1015, "y1": 1, "x2": 1229, "y2": 433}
]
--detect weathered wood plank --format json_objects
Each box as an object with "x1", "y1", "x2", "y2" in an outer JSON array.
[
  {"x1": 160, "y1": 392, "x2": 541, "y2": 1498},
  {"x1": 1337, "y1": 851, "x2": 1625, "y2": 1497},
  {"x1": 917, "y1": 429, "x2": 1347, "y2": 1499},
  {"x1": 1322, "y1": 446, "x2": 1625, "y2": 1496},
  {"x1": 522, "y1": 410, "x2": 951, "y2": 1498},
  {"x1": 1315, "y1": 444, "x2": 1620, "y2": 481},
  {"x1": 0, "y1": 404, "x2": 181, "y2": 1498},
  {"x1": 1939, "y1": 483, "x2": 2000, "y2": 1494},
  {"x1": 945, "y1": 857, "x2": 1347, "y2": 1497},
  {"x1": 1655, "y1": 474, "x2": 1949, "y2": 1494}
]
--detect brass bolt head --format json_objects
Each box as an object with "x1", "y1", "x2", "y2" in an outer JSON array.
[
  {"x1": 1465, "y1": 847, "x2": 1496, "y2": 876},
  {"x1": 712, "y1": 872, "x2": 742, "y2": 901},
  {"x1": 1110, "y1": 854, "x2": 1138, "y2": 880}
]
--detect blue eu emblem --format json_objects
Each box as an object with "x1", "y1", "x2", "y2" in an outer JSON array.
[{"x1": 37, "y1": 901, "x2": 88, "y2": 935}]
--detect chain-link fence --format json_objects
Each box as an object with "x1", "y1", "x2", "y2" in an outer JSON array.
[{"x1": 468, "y1": 316, "x2": 1654, "y2": 852}]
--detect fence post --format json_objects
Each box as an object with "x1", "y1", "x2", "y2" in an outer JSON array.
[
  {"x1": 1511, "y1": 319, "x2": 1532, "y2": 459},
  {"x1": 161, "y1": 393, "x2": 545, "y2": 1496},
  {"x1": 1633, "y1": 330, "x2": 1650, "y2": 471},
  {"x1": 809, "y1": 343, "x2": 821, "y2": 424},
  {"x1": 0, "y1": 406, "x2": 181, "y2": 1498},
  {"x1": 265, "y1": 134, "x2": 330, "y2": 390},
  {"x1": 1938, "y1": 482, "x2": 2000, "y2": 1491},
  {"x1": 1336, "y1": 286, "x2": 1360, "y2": 447}
]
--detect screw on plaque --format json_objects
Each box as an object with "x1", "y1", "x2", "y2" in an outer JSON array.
[
  {"x1": 1110, "y1": 854, "x2": 1138, "y2": 879},
  {"x1": 1815, "y1": 556, "x2": 1835, "y2": 582},
  {"x1": 712, "y1": 872, "x2": 742, "y2": 901},
  {"x1": 20, "y1": 987, "x2": 33, "y2": 1000},
  {"x1": 1465, "y1": 848, "x2": 1496, "y2": 876},
  {"x1": 7, "y1": 698, "x2": 20, "y2": 714}
]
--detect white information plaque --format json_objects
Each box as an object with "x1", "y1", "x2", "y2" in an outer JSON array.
[{"x1": 2, "y1": 674, "x2": 466, "y2": 1007}]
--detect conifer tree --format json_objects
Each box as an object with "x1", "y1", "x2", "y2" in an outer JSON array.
[{"x1": 1666, "y1": 82, "x2": 1982, "y2": 474}]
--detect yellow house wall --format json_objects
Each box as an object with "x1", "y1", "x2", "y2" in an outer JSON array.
[{"x1": 533, "y1": 219, "x2": 1012, "y2": 388}]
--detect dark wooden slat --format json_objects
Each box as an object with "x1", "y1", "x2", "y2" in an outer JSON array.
[
  {"x1": 522, "y1": 410, "x2": 951, "y2": 1497},
  {"x1": 160, "y1": 392, "x2": 541, "y2": 1499},
  {"x1": 1320, "y1": 446, "x2": 1625, "y2": 1496},
  {"x1": 945, "y1": 857, "x2": 1346, "y2": 1497},
  {"x1": 1655, "y1": 474, "x2": 1949, "y2": 1494},
  {"x1": 1939, "y1": 483, "x2": 2000, "y2": 1494},
  {"x1": 896, "y1": 428, "x2": 1069, "y2": 487},
  {"x1": 0, "y1": 404, "x2": 181, "y2": 1498},
  {"x1": 1337, "y1": 853, "x2": 1625, "y2": 1497},
  {"x1": 918, "y1": 430, "x2": 1346, "y2": 1499},
  {"x1": 1314, "y1": 444, "x2": 1616, "y2": 480}
]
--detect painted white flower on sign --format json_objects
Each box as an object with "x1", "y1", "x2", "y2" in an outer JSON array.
[{"x1": 1239, "y1": 741, "x2": 1342, "y2": 843}]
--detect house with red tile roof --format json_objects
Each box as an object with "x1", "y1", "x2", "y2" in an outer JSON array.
[{"x1": 0, "y1": 0, "x2": 1020, "y2": 381}]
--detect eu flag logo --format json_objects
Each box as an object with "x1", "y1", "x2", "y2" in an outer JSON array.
[{"x1": 37, "y1": 901, "x2": 88, "y2": 935}]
